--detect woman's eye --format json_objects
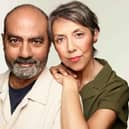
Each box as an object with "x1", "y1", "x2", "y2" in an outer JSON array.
[
  {"x1": 75, "y1": 33, "x2": 84, "y2": 38},
  {"x1": 55, "y1": 37, "x2": 64, "y2": 44}
]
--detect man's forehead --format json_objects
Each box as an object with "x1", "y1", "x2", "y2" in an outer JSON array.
[
  {"x1": 5, "y1": 9, "x2": 48, "y2": 33},
  {"x1": 5, "y1": 5, "x2": 48, "y2": 28},
  {"x1": 8, "y1": 8, "x2": 46, "y2": 21},
  {"x1": 7, "y1": 4, "x2": 47, "y2": 18}
]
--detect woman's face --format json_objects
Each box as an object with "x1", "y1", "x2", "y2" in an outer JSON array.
[{"x1": 52, "y1": 18, "x2": 99, "y2": 71}]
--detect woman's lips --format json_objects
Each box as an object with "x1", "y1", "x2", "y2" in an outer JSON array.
[{"x1": 69, "y1": 56, "x2": 81, "y2": 62}]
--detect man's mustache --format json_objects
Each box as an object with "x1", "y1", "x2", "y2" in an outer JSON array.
[{"x1": 14, "y1": 57, "x2": 37, "y2": 64}]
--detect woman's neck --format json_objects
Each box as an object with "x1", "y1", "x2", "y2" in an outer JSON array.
[{"x1": 77, "y1": 58, "x2": 103, "y2": 90}]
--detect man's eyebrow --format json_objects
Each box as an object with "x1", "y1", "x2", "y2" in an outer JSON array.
[
  {"x1": 6, "y1": 33, "x2": 22, "y2": 39},
  {"x1": 29, "y1": 36, "x2": 44, "y2": 40}
]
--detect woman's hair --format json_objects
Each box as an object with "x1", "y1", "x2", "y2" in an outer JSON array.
[
  {"x1": 49, "y1": 0, "x2": 100, "y2": 37},
  {"x1": 49, "y1": 0, "x2": 100, "y2": 54}
]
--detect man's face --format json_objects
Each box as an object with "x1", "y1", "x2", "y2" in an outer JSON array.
[{"x1": 3, "y1": 8, "x2": 50, "y2": 79}]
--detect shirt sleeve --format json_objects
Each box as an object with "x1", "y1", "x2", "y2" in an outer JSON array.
[{"x1": 99, "y1": 80, "x2": 129, "y2": 124}]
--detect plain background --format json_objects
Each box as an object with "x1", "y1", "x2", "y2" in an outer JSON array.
[
  {"x1": 0, "y1": 0, "x2": 129, "y2": 127},
  {"x1": 0, "y1": 0, "x2": 129, "y2": 83}
]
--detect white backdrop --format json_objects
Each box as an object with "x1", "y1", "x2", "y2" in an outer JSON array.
[
  {"x1": 0, "y1": 0, "x2": 129, "y2": 83},
  {"x1": 0, "y1": 0, "x2": 129, "y2": 128}
]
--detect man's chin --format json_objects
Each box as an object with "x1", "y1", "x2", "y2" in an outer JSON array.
[{"x1": 12, "y1": 67, "x2": 41, "y2": 80}]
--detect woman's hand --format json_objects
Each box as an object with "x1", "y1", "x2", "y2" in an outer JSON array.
[
  {"x1": 50, "y1": 63, "x2": 77, "y2": 80},
  {"x1": 51, "y1": 66, "x2": 80, "y2": 91}
]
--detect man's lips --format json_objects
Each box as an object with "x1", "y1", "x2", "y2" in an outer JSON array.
[{"x1": 17, "y1": 63, "x2": 34, "y2": 67}]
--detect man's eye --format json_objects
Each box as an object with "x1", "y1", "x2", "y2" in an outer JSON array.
[
  {"x1": 32, "y1": 39, "x2": 43, "y2": 46},
  {"x1": 8, "y1": 38, "x2": 20, "y2": 45},
  {"x1": 9, "y1": 38, "x2": 17, "y2": 42}
]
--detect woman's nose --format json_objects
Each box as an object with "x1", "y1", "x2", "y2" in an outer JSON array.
[{"x1": 67, "y1": 39, "x2": 76, "y2": 53}]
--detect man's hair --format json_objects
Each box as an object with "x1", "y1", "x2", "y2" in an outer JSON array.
[
  {"x1": 3, "y1": 4, "x2": 51, "y2": 43},
  {"x1": 49, "y1": 0, "x2": 100, "y2": 53},
  {"x1": 4, "y1": 4, "x2": 48, "y2": 33}
]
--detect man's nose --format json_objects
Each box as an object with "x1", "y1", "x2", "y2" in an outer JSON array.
[{"x1": 19, "y1": 42, "x2": 32, "y2": 58}]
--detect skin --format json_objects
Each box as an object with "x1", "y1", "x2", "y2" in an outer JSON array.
[
  {"x1": 52, "y1": 18, "x2": 102, "y2": 87},
  {"x1": 51, "y1": 18, "x2": 116, "y2": 129},
  {"x1": 2, "y1": 6, "x2": 50, "y2": 89}
]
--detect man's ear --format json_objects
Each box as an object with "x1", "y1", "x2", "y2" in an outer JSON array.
[
  {"x1": 93, "y1": 29, "x2": 99, "y2": 43},
  {"x1": 1, "y1": 33, "x2": 4, "y2": 41},
  {"x1": 1, "y1": 33, "x2": 6, "y2": 49}
]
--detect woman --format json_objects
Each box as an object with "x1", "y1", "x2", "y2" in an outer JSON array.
[{"x1": 49, "y1": 1, "x2": 129, "y2": 129}]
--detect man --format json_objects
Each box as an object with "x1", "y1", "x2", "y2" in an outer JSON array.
[{"x1": 0, "y1": 4, "x2": 62, "y2": 129}]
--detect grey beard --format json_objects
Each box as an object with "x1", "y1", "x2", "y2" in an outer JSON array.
[
  {"x1": 5, "y1": 55, "x2": 48, "y2": 79},
  {"x1": 12, "y1": 63, "x2": 42, "y2": 79}
]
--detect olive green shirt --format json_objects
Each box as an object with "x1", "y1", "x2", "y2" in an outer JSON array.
[{"x1": 80, "y1": 58, "x2": 129, "y2": 129}]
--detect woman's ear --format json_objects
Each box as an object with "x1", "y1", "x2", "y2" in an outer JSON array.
[{"x1": 93, "y1": 29, "x2": 99, "y2": 43}]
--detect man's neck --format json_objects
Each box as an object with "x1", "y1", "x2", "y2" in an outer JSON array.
[{"x1": 9, "y1": 73, "x2": 38, "y2": 89}]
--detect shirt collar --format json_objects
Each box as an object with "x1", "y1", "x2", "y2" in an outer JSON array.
[
  {"x1": 25, "y1": 67, "x2": 53, "y2": 105},
  {"x1": 0, "y1": 68, "x2": 53, "y2": 105},
  {"x1": 80, "y1": 58, "x2": 113, "y2": 99},
  {"x1": 92, "y1": 59, "x2": 113, "y2": 89},
  {"x1": 0, "y1": 71, "x2": 10, "y2": 101}
]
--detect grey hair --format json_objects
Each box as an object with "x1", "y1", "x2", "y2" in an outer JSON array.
[{"x1": 49, "y1": 0, "x2": 100, "y2": 54}]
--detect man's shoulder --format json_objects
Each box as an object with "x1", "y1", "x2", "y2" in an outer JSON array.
[
  {"x1": 37, "y1": 67, "x2": 62, "y2": 91},
  {"x1": 0, "y1": 71, "x2": 10, "y2": 81},
  {"x1": 0, "y1": 71, "x2": 10, "y2": 91},
  {"x1": 33, "y1": 68, "x2": 62, "y2": 103},
  {"x1": 39, "y1": 68, "x2": 62, "y2": 85}
]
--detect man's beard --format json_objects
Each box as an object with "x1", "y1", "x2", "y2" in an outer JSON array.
[{"x1": 6, "y1": 56, "x2": 47, "y2": 79}]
